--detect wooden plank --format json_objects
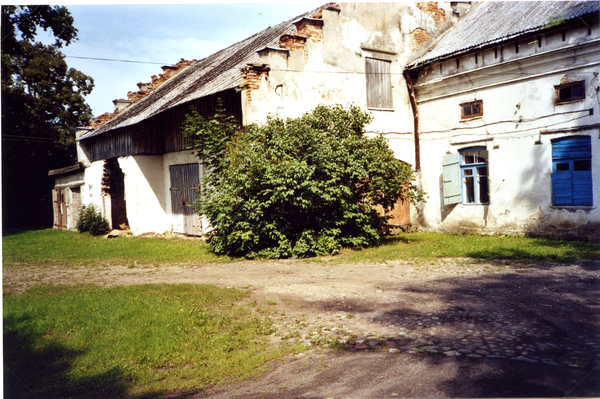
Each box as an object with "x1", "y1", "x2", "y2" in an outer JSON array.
[
  {"x1": 442, "y1": 153, "x2": 461, "y2": 205},
  {"x1": 366, "y1": 58, "x2": 392, "y2": 109}
]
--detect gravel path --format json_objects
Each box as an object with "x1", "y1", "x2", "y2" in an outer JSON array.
[{"x1": 4, "y1": 257, "x2": 600, "y2": 396}]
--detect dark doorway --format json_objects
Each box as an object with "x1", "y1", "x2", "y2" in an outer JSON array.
[{"x1": 103, "y1": 158, "x2": 129, "y2": 230}]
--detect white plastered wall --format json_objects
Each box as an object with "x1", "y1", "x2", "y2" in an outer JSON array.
[
  {"x1": 242, "y1": 2, "x2": 458, "y2": 169},
  {"x1": 120, "y1": 155, "x2": 170, "y2": 235},
  {"x1": 82, "y1": 160, "x2": 105, "y2": 210},
  {"x1": 413, "y1": 23, "x2": 600, "y2": 236}
]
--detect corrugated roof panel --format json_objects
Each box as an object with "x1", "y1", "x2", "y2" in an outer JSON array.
[
  {"x1": 410, "y1": 1, "x2": 600, "y2": 67},
  {"x1": 80, "y1": 9, "x2": 314, "y2": 140}
]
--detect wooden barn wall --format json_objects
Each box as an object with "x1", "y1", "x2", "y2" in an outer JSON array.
[
  {"x1": 85, "y1": 89, "x2": 242, "y2": 162},
  {"x1": 163, "y1": 89, "x2": 243, "y2": 153}
]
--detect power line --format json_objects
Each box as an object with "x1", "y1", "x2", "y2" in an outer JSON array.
[
  {"x1": 2, "y1": 134, "x2": 64, "y2": 143},
  {"x1": 66, "y1": 56, "x2": 169, "y2": 65},
  {"x1": 63, "y1": 55, "x2": 593, "y2": 79},
  {"x1": 0, "y1": 5, "x2": 41, "y2": 44}
]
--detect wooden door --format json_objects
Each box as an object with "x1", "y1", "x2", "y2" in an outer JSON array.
[
  {"x1": 55, "y1": 189, "x2": 67, "y2": 230},
  {"x1": 376, "y1": 197, "x2": 411, "y2": 234},
  {"x1": 169, "y1": 164, "x2": 202, "y2": 235}
]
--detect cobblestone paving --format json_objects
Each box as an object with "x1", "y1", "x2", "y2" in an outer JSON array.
[
  {"x1": 4, "y1": 257, "x2": 599, "y2": 370},
  {"x1": 268, "y1": 261, "x2": 600, "y2": 368},
  {"x1": 271, "y1": 310, "x2": 600, "y2": 367}
]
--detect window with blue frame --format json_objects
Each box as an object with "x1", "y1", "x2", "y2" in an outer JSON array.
[
  {"x1": 461, "y1": 148, "x2": 489, "y2": 204},
  {"x1": 441, "y1": 148, "x2": 489, "y2": 205},
  {"x1": 552, "y1": 136, "x2": 593, "y2": 206}
]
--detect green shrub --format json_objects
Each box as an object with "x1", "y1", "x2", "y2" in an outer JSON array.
[
  {"x1": 76, "y1": 204, "x2": 110, "y2": 236},
  {"x1": 183, "y1": 104, "x2": 425, "y2": 258}
]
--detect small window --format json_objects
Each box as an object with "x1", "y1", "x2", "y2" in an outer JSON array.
[
  {"x1": 555, "y1": 81, "x2": 585, "y2": 104},
  {"x1": 461, "y1": 100, "x2": 483, "y2": 119},
  {"x1": 366, "y1": 58, "x2": 393, "y2": 110}
]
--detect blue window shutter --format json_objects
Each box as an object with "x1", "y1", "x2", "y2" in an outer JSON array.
[
  {"x1": 573, "y1": 170, "x2": 593, "y2": 205},
  {"x1": 552, "y1": 136, "x2": 591, "y2": 159},
  {"x1": 552, "y1": 161, "x2": 573, "y2": 205},
  {"x1": 442, "y1": 153, "x2": 461, "y2": 205},
  {"x1": 551, "y1": 136, "x2": 593, "y2": 206}
]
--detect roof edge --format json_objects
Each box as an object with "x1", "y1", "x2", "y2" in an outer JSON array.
[{"x1": 407, "y1": 3, "x2": 599, "y2": 70}]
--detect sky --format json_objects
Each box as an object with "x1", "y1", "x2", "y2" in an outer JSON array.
[{"x1": 36, "y1": 2, "x2": 324, "y2": 118}]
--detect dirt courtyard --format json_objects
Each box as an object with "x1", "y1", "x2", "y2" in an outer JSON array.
[{"x1": 4, "y1": 258, "x2": 600, "y2": 397}]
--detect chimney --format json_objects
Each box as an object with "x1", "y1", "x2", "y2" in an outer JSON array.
[
  {"x1": 161, "y1": 65, "x2": 179, "y2": 78},
  {"x1": 137, "y1": 82, "x2": 151, "y2": 92},
  {"x1": 451, "y1": 1, "x2": 472, "y2": 17},
  {"x1": 113, "y1": 98, "x2": 132, "y2": 112}
]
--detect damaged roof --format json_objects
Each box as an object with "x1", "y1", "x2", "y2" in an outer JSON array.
[
  {"x1": 408, "y1": 1, "x2": 600, "y2": 68},
  {"x1": 79, "y1": 7, "x2": 319, "y2": 140}
]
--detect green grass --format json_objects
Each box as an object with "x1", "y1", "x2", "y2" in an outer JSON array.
[
  {"x1": 2, "y1": 229, "x2": 229, "y2": 267},
  {"x1": 4, "y1": 284, "x2": 303, "y2": 398},
  {"x1": 3, "y1": 229, "x2": 599, "y2": 268},
  {"x1": 329, "y1": 232, "x2": 600, "y2": 264},
  {"x1": 2, "y1": 229, "x2": 598, "y2": 397}
]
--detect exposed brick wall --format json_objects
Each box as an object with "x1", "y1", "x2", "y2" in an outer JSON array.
[
  {"x1": 241, "y1": 64, "x2": 270, "y2": 102},
  {"x1": 279, "y1": 34, "x2": 306, "y2": 51},
  {"x1": 410, "y1": 27, "x2": 432, "y2": 52},
  {"x1": 89, "y1": 111, "x2": 119, "y2": 129},
  {"x1": 415, "y1": 2, "x2": 446, "y2": 25},
  {"x1": 86, "y1": 58, "x2": 195, "y2": 129},
  {"x1": 294, "y1": 19, "x2": 324, "y2": 42},
  {"x1": 409, "y1": 2, "x2": 446, "y2": 53}
]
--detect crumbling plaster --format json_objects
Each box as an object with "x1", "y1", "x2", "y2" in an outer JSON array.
[
  {"x1": 243, "y1": 2, "x2": 455, "y2": 167},
  {"x1": 411, "y1": 15, "x2": 600, "y2": 238}
]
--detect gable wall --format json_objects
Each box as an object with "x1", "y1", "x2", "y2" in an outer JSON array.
[{"x1": 241, "y1": 2, "x2": 459, "y2": 169}]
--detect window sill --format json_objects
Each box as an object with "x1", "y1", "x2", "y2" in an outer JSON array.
[
  {"x1": 460, "y1": 116, "x2": 483, "y2": 122},
  {"x1": 367, "y1": 108, "x2": 395, "y2": 112},
  {"x1": 550, "y1": 205, "x2": 595, "y2": 210},
  {"x1": 555, "y1": 100, "x2": 585, "y2": 105}
]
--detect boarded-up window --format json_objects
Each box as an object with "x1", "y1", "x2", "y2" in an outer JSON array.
[
  {"x1": 366, "y1": 58, "x2": 393, "y2": 110},
  {"x1": 552, "y1": 136, "x2": 592, "y2": 205}
]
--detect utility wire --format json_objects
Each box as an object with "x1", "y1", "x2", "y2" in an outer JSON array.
[
  {"x1": 66, "y1": 55, "x2": 169, "y2": 65},
  {"x1": 419, "y1": 109, "x2": 593, "y2": 135},
  {"x1": 63, "y1": 55, "x2": 593, "y2": 78},
  {"x1": 2, "y1": 134, "x2": 65, "y2": 143},
  {"x1": 0, "y1": 5, "x2": 41, "y2": 44}
]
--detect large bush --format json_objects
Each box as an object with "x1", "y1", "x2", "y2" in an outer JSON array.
[
  {"x1": 76, "y1": 204, "x2": 110, "y2": 236},
  {"x1": 183, "y1": 104, "x2": 425, "y2": 258}
]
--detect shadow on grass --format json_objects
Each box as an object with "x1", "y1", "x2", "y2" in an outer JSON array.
[
  {"x1": 3, "y1": 314, "x2": 161, "y2": 399},
  {"x1": 306, "y1": 261, "x2": 600, "y2": 397},
  {"x1": 1, "y1": 228, "x2": 48, "y2": 238},
  {"x1": 466, "y1": 241, "x2": 600, "y2": 262}
]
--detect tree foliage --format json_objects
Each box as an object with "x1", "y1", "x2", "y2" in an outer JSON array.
[
  {"x1": 184, "y1": 104, "x2": 425, "y2": 258},
  {"x1": 2, "y1": 6, "x2": 94, "y2": 229}
]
